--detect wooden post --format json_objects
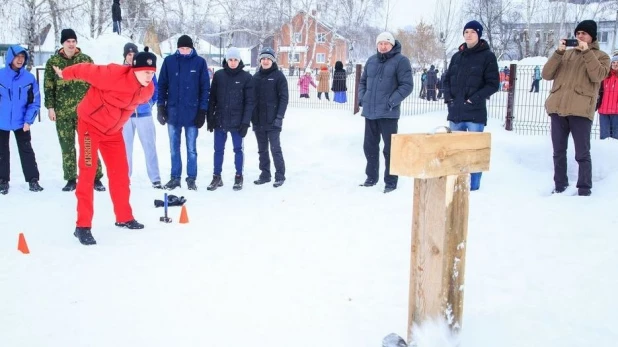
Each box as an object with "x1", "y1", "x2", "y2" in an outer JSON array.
[
  {"x1": 390, "y1": 131, "x2": 491, "y2": 342},
  {"x1": 353, "y1": 64, "x2": 362, "y2": 114}
]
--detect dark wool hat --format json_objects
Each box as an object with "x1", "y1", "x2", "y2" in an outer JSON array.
[
  {"x1": 259, "y1": 47, "x2": 276, "y2": 62},
  {"x1": 60, "y1": 29, "x2": 77, "y2": 44},
  {"x1": 132, "y1": 46, "x2": 157, "y2": 72},
  {"x1": 177, "y1": 35, "x2": 194, "y2": 49},
  {"x1": 463, "y1": 20, "x2": 483, "y2": 39},
  {"x1": 123, "y1": 42, "x2": 138, "y2": 59},
  {"x1": 574, "y1": 20, "x2": 597, "y2": 42}
]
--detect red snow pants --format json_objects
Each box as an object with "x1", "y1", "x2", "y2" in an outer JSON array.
[{"x1": 76, "y1": 120, "x2": 133, "y2": 228}]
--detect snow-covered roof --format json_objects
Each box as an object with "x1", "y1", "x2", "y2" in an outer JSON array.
[{"x1": 159, "y1": 34, "x2": 219, "y2": 55}]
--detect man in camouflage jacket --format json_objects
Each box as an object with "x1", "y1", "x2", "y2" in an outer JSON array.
[{"x1": 44, "y1": 28, "x2": 105, "y2": 192}]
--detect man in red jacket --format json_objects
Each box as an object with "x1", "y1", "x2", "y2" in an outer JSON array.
[{"x1": 53, "y1": 48, "x2": 157, "y2": 245}]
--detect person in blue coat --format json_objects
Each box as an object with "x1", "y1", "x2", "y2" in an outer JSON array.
[
  {"x1": 121, "y1": 43, "x2": 162, "y2": 189},
  {"x1": 442, "y1": 20, "x2": 499, "y2": 191},
  {"x1": 358, "y1": 31, "x2": 413, "y2": 193},
  {"x1": 157, "y1": 35, "x2": 210, "y2": 191},
  {"x1": 205, "y1": 47, "x2": 254, "y2": 191},
  {"x1": 0, "y1": 45, "x2": 44, "y2": 194}
]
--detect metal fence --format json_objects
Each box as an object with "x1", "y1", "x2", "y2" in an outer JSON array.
[{"x1": 285, "y1": 64, "x2": 605, "y2": 139}]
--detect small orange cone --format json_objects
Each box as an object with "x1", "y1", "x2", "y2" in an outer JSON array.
[
  {"x1": 18, "y1": 233, "x2": 30, "y2": 254},
  {"x1": 179, "y1": 205, "x2": 189, "y2": 224}
]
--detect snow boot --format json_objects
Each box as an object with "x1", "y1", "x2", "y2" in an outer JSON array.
[
  {"x1": 233, "y1": 175, "x2": 243, "y2": 191},
  {"x1": 207, "y1": 175, "x2": 223, "y2": 191},
  {"x1": 29, "y1": 178, "x2": 44, "y2": 192},
  {"x1": 94, "y1": 179, "x2": 106, "y2": 192},
  {"x1": 253, "y1": 177, "x2": 271, "y2": 185},
  {"x1": 62, "y1": 179, "x2": 76, "y2": 192},
  {"x1": 186, "y1": 178, "x2": 197, "y2": 191},
  {"x1": 74, "y1": 227, "x2": 97, "y2": 245},
  {"x1": 273, "y1": 179, "x2": 285, "y2": 188},
  {"x1": 115, "y1": 219, "x2": 144, "y2": 229},
  {"x1": 164, "y1": 178, "x2": 181, "y2": 190},
  {"x1": 152, "y1": 181, "x2": 162, "y2": 189},
  {"x1": 0, "y1": 179, "x2": 8, "y2": 195},
  {"x1": 359, "y1": 179, "x2": 377, "y2": 187},
  {"x1": 384, "y1": 185, "x2": 396, "y2": 193}
]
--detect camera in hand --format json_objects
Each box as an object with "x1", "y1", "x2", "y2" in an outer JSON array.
[{"x1": 565, "y1": 39, "x2": 579, "y2": 47}]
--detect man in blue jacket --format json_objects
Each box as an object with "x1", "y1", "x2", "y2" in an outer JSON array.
[
  {"x1": 0, "y1": 45, "x2": 44, "y2": 194},
  {"x1": 121, "y1": 43, "x2": 161, "y2": 188},
  {"x1": 157, "y1": 35, "x2": 210, "y2": 190},
  {"x1": 442, "y1": 20, "x2": 499, "y2": 191},
  {"x1": 206, "y1": 47, "x2": 254, "y2": 191},
  {"x1": 358, "y1": 32, "x2": 413, "y2": 193}
]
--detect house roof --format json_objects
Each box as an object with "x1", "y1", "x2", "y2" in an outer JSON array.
[{"x1": 295, "y1": 10, "x2": 347, "y2": 41}]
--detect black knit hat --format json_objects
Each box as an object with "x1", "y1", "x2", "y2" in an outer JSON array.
[
  {"x1": 123, "y1": 42, "x2": 138, "y2": 59},
  {"x1": 132, "y1": 47, "x2": 157, "y2": 72},
  {"x1": 463, "y1": 20, "x2": 483, "y2": 39},
  {"x1": 60, "y1": 29, "x2": 77, "y2": 44},
  {"x1": 574, "y1": 20, "x2": 597, "y2": 42},
  {"x1": 177, "y1": 35, "x2": 194, "y2": 49}
]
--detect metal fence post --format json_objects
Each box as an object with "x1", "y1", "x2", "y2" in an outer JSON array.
[
  {"x1": 354, "y1": 64, "x2": 362, "y2": 115},
  {"x1": 35, "y1": 67, "x2": 44, "y2": 122},
  {"x1": 505, "y1": 63, "x2": 517, "y2": 131}
]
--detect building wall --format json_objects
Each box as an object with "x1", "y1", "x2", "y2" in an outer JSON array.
[{"x1": 274, "y1": 12, "x2": 347, "y2": 69}]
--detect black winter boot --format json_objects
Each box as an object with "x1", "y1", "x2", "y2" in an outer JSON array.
[
  {"x1": 115, "y1": 219, "x2": 145, "y2": 229},
  {"x1": 186, "y1": 178, "x2": 197, "y2": 191},
  {"x1": 233, "y1": 175, "x2": 243, "y2": 191},
  {"x1": 62, "y1": 179, "x2": 76, "y2": 192},
  {"x1": 94, "y1": 179, "x2": 106, "y2": 192},
  {"x1": 207, "y1": 175, "x2": 223, "y2": 191},
  {"x1": 253, "y1": 177, "x2": 271, "y2": 185},
  {"x1": 74, "y1": 227, "x2": 97, "y2": 245},
  {"x1": 29, "y1": 178, "x2": 44, "y2": 192},
  {"x1": 164, "y1": 178, "x2": 181, "y2": 190},
  {"x1": 0, "y1": 179, "x2": 8, "y2": 195}
]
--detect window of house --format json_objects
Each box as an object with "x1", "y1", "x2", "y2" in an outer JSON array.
[
  {"x1": 288, "y1": 52, "x2": 300, "y2": 63},
  {"x1": 316, "y1": 53, "x2": 326, "y2": 63},
  {"x1": 293, "y1": 32, "x2": 302, "y2": 43},
  {"x1": 316, "y1": 33, "x2": 326, "y2": 43},
  {"x1": 598, "y1": 31, "x2": 609, "y2": 43}
]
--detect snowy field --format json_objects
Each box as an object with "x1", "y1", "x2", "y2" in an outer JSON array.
[{"x1": 1, "y1": 34, "x2": 617, "y2": 347}]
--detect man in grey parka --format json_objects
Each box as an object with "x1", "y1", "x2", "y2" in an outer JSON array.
[{"x1": 358, "y1": 31, "x2": 413, "y2": 193}]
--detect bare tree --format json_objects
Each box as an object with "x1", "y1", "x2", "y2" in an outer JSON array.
[
  {"x1": 433, "y1": 0, "x2": 463, "y2": 70},
  {"x1": 464, "y1": 0, "x2": 522, "y2": 59},
  {"x1": 406, "y1": 20, "x2": 442, "y2": 68},
  {"x1": 21, "y1": 0, "x2": 49, "y2": 70}
]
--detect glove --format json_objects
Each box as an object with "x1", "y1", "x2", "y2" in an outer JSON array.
[
  {"x1": 206, "y1": 112, "x2": 215, "y2": 133},
  {"x1": 157, "y1": 105, "x2": 167, "y2": 125},
  {"x1": 195, "y1": 109, "x2": 207, "y2": 128},
  {"x1": 273, "y1": 117, "x2": 283, "y2": 129},
  {"x1": 154, "y1": 195, "x2": 187, "y2": 208},
  {"x1": 238, "y1": 123, "x2": 249, "y2": 138}
]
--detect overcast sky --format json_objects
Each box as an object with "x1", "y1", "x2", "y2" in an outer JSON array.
[{"x1": 386, "y1": 1, "x2": 439, "y2": 31}]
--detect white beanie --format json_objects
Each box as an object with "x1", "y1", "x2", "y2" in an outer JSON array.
[
  {"x1": 305, "y1": 67, "x2": 312, "y2": 74},
  {"x1": 225, "y1": 47, "x2": 241, "y2": 61},
  {"x1": 376, "y1": 32, "x2": 395, "y2": 46},
  {"x1": 612, "y1": 55, "x2": 618, "y2": 63}
]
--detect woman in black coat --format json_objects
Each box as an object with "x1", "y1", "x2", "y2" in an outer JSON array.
[{"x1": 331, "y1": 61, "x2": 347, "y2": 103}]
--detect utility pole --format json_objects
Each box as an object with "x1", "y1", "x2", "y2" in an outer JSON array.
[{"x1": 440, "y1": 32, "x2": 447, "y2": 72}]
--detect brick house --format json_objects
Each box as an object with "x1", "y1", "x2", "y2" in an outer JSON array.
[{"x1": 273, "y1": 10, "x2": 348, "y2": 70}]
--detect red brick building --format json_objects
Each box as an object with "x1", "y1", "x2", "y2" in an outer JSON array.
[{"x1": 273, "y1": 10, "x2": 348, "y2": 70}]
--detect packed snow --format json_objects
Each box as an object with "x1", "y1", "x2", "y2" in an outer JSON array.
[{"x1": 1, "y1": 34, "x2": 616, "y2": 347}]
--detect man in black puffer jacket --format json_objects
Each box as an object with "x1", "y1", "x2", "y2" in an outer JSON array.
[
  {"x1": 206, "y1": 47, "x2": 255, "y2": 191},
  {"x1": 358, "y1": 31, "x2": 413, "y2": 193},
  {"x1": 252, "y1": 47, "x2": 289, "y2": 188},
  {"x1": 442, "y1": 20, "x2": 499, "y2": 191}
]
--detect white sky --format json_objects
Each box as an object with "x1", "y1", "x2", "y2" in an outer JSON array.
[{"x1": 386, "y1": 1, "x2": 438, "y2": 31}]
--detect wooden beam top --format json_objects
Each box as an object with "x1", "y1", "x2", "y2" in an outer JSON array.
[{"x1": 390, "y1": 132, "x2": 491, "y2": 178}]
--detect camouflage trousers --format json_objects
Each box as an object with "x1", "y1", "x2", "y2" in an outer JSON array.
[{"x1": 56, "y1": 115, "x2": 103, "y2": 181}]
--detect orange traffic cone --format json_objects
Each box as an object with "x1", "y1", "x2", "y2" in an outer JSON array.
[
  {"x1": 179, "y1": 205, "x2": 189, "y2": 224},
  {"x1": 18, "y1": 233, "x2": 30, "y2": 254}
]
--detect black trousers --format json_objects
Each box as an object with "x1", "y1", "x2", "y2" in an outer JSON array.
[
  {"x1": 317, "y1": 92, "x2": 330, "y2": 100},
  {"x1": 530, "y1": 79, "x2": 539, "y2": 92},
  {"x1": 363, "y1": 118, "x2": 398, "y2": 187},
  {"x1": 550, "y1": 114, "x2": 592, "y2": 192},
  {"x1": 0, "y1": 129, "x2": 40, "y2": 182},
  {"x1": 255, "y1": 129, "x2": 285, "y2": 181}
]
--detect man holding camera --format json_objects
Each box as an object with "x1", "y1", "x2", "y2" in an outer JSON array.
[{"x1": 542, "y1": 20, "x2": 610, "y2": 196}]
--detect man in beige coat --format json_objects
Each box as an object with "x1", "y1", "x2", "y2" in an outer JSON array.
[{"x1": 542, "y1": 20, "x2": 610, "y2": 196}]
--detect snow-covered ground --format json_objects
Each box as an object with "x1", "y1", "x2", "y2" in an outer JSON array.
[{"x1": 1, "y1": 34, "x2": 616, "y2": 347}]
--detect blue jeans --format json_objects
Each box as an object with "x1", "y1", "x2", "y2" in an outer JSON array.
[
  {"x1": 449, "y1": 121, "x2": 485, "y2": 191},
  {"x1": 213, "y1": 129, "x2": 244, "y2": 176},
  {"x1": 167, "y1": 125, "x2": 198, "y2": 180},
  {"x1": 599, "y1": 114, "x2": 618, "y2": 140}
]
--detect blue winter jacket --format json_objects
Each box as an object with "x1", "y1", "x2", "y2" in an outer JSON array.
[
  {"x1": 0, "y1": 46, "x2": 41, "y2": 131},
  {"x1": 157, "y1": 49, "x2": 210, "y2": 127},
  {"x1": 358, "y1": 41, "x2": 414, "y2": 120}
]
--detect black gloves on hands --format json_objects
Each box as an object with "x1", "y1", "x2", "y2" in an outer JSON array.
[
  {"x1": 154, "y1": 195, "x2": 187, "y2": 208},
  {"x1": 157, "y1": 106, "x2": 167, "y2": 125},
  {"x1": 238, "y1": 123, "x2": 249, "y2": 138},
  {"x1": 273, "y1": 117, "x2": 283, "y2": 129},
  {"x1": 206, "y1": 113, "x2": 215, "y2": 133},
  {"x1": 195, "y1": 109, "x2": 207, "y2": 128}
]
